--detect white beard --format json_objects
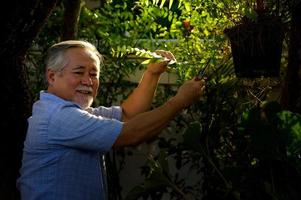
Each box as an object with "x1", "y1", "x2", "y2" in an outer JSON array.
[
  {"x1": 74, "y1": 94, "x2": 93, "y2": 109},
  {"x1": 74, "y1": 85, "x2": 94, "y2": 109}
]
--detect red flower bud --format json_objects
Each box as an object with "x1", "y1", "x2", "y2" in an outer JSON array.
[{"x1": 183, "y1": 20, "x2": 190, "y2": 30}]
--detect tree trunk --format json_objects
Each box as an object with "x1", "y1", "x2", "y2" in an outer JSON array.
[
  {"x1": 281, "y1": 2, "x2": 301, "y2": 114},
  {"x1": 0, "y1": 1, "x2": 57, "y2": 199},
  {"x1": 61, "y1": 0, "x2": 83, "y2": 40}
]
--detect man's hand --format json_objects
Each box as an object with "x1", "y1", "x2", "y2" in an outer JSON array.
[
  {"x1": 146, "y1": 50, "x2": 176, "y2": 75},
  {"x1": 174, "y1": 79, "x2": 206, "y2": 108},
  {"x1": 155, "y1": 50, "x2": 176, "y2": 61}
]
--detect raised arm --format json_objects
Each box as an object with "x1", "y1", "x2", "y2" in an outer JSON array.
[
  {"x1": 114, "y1": 78, "x2": 205, "y2": 147},
  {"x1": 121, "y1": 51, "x2": 175, "y2": 121}
]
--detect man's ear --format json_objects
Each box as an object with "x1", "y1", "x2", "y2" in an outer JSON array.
[{"x1": 46, "y1": 69, "x2": 56, "y2": 85}]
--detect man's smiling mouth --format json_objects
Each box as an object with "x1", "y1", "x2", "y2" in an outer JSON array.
[
  {"x1": 77, "y1": 90, "x2": 92, "y2": 95},
  {"x1": 76, "y1": 85, "x2": 93, "y2": 95}
]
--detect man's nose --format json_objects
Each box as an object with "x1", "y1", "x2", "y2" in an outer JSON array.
[{"x1": 81, "y1": 75, "x2": 93, "y2": 85}]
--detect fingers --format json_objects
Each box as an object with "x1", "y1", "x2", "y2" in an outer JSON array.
[
  {"x1": 155, "y1": 50, "x2": 176, "y2": 61},
  {"x1": 193, "y1": 79, "x2": 206, "y2": 95},
  {"x1": 146, "y1": 60, "x2": 169, "y2": 75},
  {"x1": 149, "y1": 59, "x2": 169, "y2": 68},
  {"x1": 193, "y1": 78, "x2": 206, "y2": 84},
  {"x1": 195, "y1": 76, "x2": 201, "y2": 81},
  {"x1": 176, "y1": 79, "x2": 205, "y2": 107},
  {"x1": 194, "y1": 76, "x2": 208, "y2": 81}
]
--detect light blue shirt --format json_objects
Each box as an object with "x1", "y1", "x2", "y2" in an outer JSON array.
[{"x1": 17, "y1": 91, "x2": 123, "y2": 200}]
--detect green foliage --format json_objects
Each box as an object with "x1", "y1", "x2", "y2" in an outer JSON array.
[
  {"x1": 239, "y1": 101, "x2": 301, "y2": 167},
  {"x1": 112, "y1": 47, "x2": 167, "y2": 65},
  {"x1": 140, "y1": 0, "x2": 178, "y2": 9},
  {"x1": 27, "y1": 0, "x2": 300, "y2": 199},
  {"x1": 278, "y1": 110, "x2": 301, "y2": 172},
  {"x1": 235, "y1": 102, "x2": 301, "y2": 199}
]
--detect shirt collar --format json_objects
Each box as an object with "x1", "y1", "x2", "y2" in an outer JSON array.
[{"x1": 39, "y1": 90, "x2": 81, "y2": 108}]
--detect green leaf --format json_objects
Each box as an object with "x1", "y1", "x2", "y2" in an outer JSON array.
[
  {"x1": 178, "y1": 0, "x2": 183, "y2": 8},
  {"x1": 141, "y1": 58, "x2": 161, "y2": 65},
  {"x1": 159, "y1": 0, "x2": 166, "y2": 8},
  {"x1": 169, "y1": 0, "x2": 173, "y2": 9},
  {"x1": 278, "y1": 111, "x2": 301, "y2": 154},
  {"x1": 183, "y1": 2, "x2": 191, "y2": 12}
]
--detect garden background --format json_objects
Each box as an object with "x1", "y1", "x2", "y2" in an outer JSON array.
[{"x1": 1, "y1": 0, "x2": 301, "y2": 199}]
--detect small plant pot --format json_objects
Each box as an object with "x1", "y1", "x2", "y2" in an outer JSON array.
[{"x1": 224, "y1": 16, "x2": 285, "y2": 78}]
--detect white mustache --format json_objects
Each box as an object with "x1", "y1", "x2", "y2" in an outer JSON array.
[{"x1": 76, "y1": 85, "x2": 93, "y2": 92}]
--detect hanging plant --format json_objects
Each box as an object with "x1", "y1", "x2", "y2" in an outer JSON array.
[{"x1": 224, "y1": 0, "x2": 286, "y2": 78}]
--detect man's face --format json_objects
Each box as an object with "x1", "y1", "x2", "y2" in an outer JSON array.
[{"x1": 47, "y1": 47, "x2": 100, "y2": 109}]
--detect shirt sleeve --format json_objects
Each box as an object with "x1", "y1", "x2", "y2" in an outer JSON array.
[
  {"x1": 87, "y1": 106, "x2": 122, "y2": 120},
  {"x1": 48, "y1": 105, "x2": 123, "y2": 152}
]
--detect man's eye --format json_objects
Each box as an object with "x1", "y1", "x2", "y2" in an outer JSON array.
[
  {"x1": 90, "y1": 73, "x2": 98, "y2": 78},
  {"x1": 74, "y1": 71, "x2": 84, "y2": 75}
]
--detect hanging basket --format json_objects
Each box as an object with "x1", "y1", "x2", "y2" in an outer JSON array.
[{"x1": 224, "y1": 16, "x2": 285, "y2": 78}]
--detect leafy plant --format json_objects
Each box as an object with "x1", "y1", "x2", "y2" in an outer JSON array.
[
  {"x1": 112, "y1": 47, "x2": 176, "y2": 65},
  {"x1": 27, "y1": 1, "x2": 300, "y2": 200}
]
